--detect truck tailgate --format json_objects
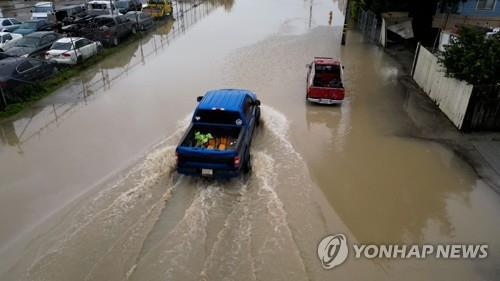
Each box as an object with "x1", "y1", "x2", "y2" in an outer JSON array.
[{"x1": 308, "y1": 86, "x2": 345, "y2": 100}]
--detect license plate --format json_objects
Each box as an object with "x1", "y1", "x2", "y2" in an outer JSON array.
[{"x1": 201, "y1": 169, "x2": 213, "y2": 176}]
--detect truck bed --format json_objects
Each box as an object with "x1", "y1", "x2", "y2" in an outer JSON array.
[{"x1": 180, "y1": 124, "x2": 242, "y2": 151}]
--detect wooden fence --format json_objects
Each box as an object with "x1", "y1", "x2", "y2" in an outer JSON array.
[{"x1": 412, "y1": 43, "x2": 473, "y2": 130}]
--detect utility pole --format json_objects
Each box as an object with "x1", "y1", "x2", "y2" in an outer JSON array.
[{"x1": 342, "y1": 0, "x2": 349, "y2": 45}]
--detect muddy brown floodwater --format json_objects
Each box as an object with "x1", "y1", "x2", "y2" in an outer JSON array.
[{"x1": 0, "y1": 0, "x2": 499, "y2": 280}]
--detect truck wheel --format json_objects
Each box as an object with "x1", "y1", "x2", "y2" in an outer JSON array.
[
  {"x1": 256, "y1": 107, "x2": 261, "y2": 127},
  {"x1": 243, "y1": 152, "x2": 252, "y2": 173}
]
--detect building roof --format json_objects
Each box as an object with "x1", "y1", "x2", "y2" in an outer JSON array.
[{"x1": 198, "y1": 89, "x2": 255, "y2": 112}]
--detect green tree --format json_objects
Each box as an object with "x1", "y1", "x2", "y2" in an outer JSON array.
[{"x1": 439, "y1": 26, "x2": 500, "y2": 85}]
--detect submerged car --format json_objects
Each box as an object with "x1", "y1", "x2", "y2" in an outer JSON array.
[
  {"x1": 176, "y1": 89, "x2": 261, "y2": 178},
  {"x1": 5, "y1": 31, "x2": 61, "y2": 58},
  {"x1": 11, "y1": 19, "x2": 52, "y2": 36},
  {"x1": 45, "y1": 37, "x2": 102, "y2": 65},
  {"x1": 0, "y1": 57, "x2": 57, "y2": 88},
  {"x1": 125, "y1": 11, "x2": 153, "y2": 30},
  {"x1": 0, "y1": 32, "x2": 23, "y2": 52},
  {"x1": 306, "y1": 57, "x2": 345, "y2": 104}
]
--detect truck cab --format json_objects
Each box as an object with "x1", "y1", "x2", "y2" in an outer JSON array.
[
  {"x1": 176, "y1": 89, "x2": 261, "y2": 178},
  {"x1": 143, "y1": 0, "x2": 173, "y2": 18},
  {"x1": 31, "y1": 2, "x2": 56, "y2": 20},
  {"x1": 87, "y1": 0, "x2": 121, "y2": 16}
]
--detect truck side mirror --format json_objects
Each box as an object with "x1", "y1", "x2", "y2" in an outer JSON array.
[
  {"x1": 254, "y1": 99, "x2": 261, "y2": 106},
  {"x1": 196, "y1": 96, "x2": 203, "y2": 102}
]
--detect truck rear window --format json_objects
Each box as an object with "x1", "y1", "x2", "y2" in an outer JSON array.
[{"x1": 193, "y1": 110, "x2": 242, "y2": 125}]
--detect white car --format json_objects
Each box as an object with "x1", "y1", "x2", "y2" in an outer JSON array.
[
  {"x1": 0, "y1": 17, "x2": 22, "y2": 32},
  {"x1": 45, "y1": 37, "x2": 102, "y2": 65},
  {"x1": 0, "y1": 32, "x2": 23, "y2": 52}
]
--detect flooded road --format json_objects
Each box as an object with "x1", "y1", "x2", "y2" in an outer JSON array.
[{"x1": 0, "y1": 0, "x2": 499, "y2": 280}]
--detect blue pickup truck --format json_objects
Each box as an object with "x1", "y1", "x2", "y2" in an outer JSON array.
[{"x1": 175, "y1": 89, "x2": 261, "y2": 178}]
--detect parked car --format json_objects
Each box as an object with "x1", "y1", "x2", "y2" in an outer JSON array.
[
  {"x1": 84, "y1": 15, "x2": 137, "y2": 47},
  {"x1": 31, "y1": 2, "x2": 56, "y2": 20},
  {"x1": 45, "y1": 37, "x2": 102, "y2": 65},
  {"x1": 86, "y1": 0, "x2": 121, "y2": 16},
  {"x1": 12, "y1": 19, "x2": 53, "y2": 36},
  {"x1": 0, "y1": 57, "x2": 57, "y2": 88},
  {"x1": 176, "y1": 89, "x2": 261, "y2": 178},
  {"x1": 5, "y1": 31, "x2": 62, "y2": 58},
  {"x1": 143, "y1": 0, "x2": 172, "y2": 19},
  {"x1": 0, "y1": 18, "x2": 22, "y2": 32},
  {"x1": 116, "y1": 0, "x2": 142, "y2": 14},
  {"x1": 0, "y1": 32, "x2": 23, "y2": 52},
  {"x1": 306, "y1": 57, "x2": 345, "y2": 104},
  {"x1": 124, "y1": 11, "x2": 153, "y2": 30}
]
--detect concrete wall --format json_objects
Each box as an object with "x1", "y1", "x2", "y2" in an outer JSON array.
[{"x1": 412, "y1": 44, "x2": 474, "y2": 130}]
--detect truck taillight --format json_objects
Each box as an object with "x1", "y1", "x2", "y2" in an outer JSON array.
[{"x1": 233, "y1": 156, "x2": 240, "y2": 167}]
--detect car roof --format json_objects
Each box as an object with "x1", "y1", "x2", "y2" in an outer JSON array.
[
  {"x1": 25, "y1": 31, "x2": 56, "y2": 38},
  {"x1": 0, "y1": 31, "x2": 20, "y2": 36},
  {"x1": 96, "y1": 15, "x2": 118, "y2": 18},
  {"x1": 55, "y1": 37, "x2": 84, "y2": 43},
  {"x1": 35, "y1": 2, "x2": 53, "y2": 5},
  {"x1": 25, "y1": 19, "x2": 46, "y2": 23},
  {"x1": 314, "y1": 57, "x2": 341, "y2": 65},
  {"x1": 198, "y1": 89, "x2": 256, "y2": 112}
]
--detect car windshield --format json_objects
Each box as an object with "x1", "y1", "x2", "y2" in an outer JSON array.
[
  {"x1": 33, "y1": 6, "x2": 53, "y2": 13},
  {"x1": 14, "y1": 37, "x2": 39, "y2": 48},
  {"x1": 51, "y1": 42, "x2": 73, "y2": 50},
  {"x1": 19, "y1": 22, "x2": 38, "y2": 29},
  {"x1": 116, "y1": 1, "x2": 129, "y2": 8},
  {"x1": 89, "y1": 3, "x2": 108, "y2": 10}
]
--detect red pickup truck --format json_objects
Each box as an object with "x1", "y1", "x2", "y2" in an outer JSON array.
[{"x1": 306, "y1": 57, "x2": 345, "y2": 105}]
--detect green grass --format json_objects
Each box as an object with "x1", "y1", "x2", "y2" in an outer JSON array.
[{"x1": 0, "y1": 33, "x2": 143, "y2": 119}]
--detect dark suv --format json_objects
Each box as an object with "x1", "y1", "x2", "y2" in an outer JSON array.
[{"x1": 84, "y1": 15, "x2": 137, "y2": 47}]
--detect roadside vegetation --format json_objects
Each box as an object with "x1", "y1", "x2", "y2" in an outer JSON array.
[{"x1": 439, "y1": 26, "x2": 500, "y2": 85}]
